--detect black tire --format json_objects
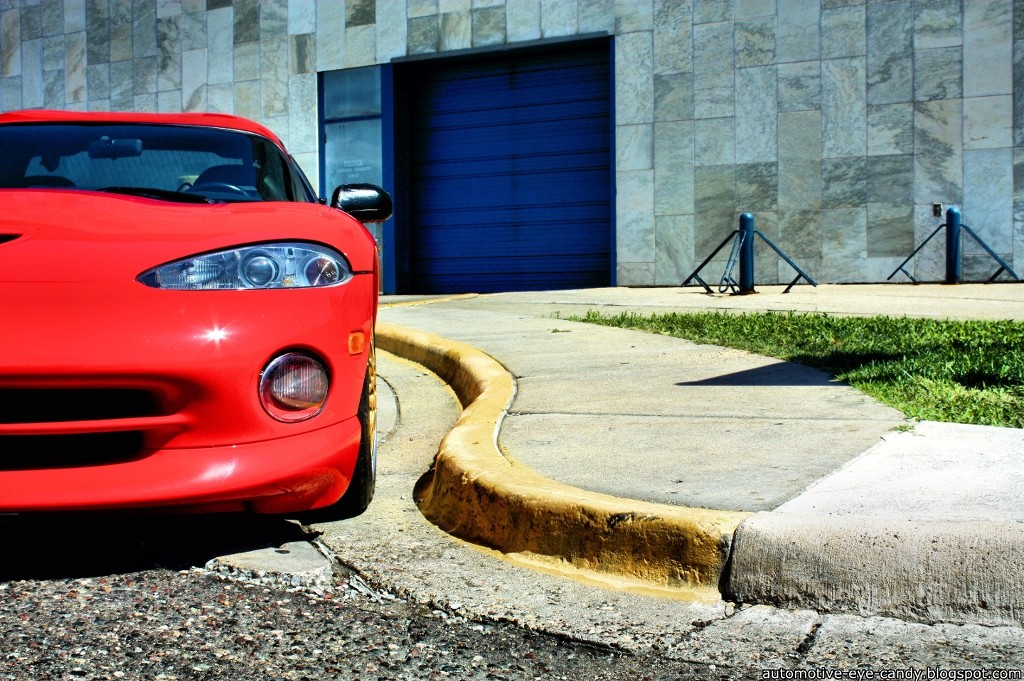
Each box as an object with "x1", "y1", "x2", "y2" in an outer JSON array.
[{"x1": 299, "y1": 344, "x2": 377, "y2": 521}]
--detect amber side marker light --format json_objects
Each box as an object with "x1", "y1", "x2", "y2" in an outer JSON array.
[{"x1": 348, "y1": 331, "x2": 366, "y2": 355}]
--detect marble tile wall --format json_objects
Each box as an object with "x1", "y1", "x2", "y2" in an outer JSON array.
[{"x1": 0, "y1": 0, "x2": 1021, "y2": 286}]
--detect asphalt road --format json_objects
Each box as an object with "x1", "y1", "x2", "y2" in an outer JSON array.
[{"x1": 2, "y1": 348, "x2": 1022, "y2": 679}]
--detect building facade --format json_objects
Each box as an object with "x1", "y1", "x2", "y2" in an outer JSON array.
[{"x1": 1, "y1": 0, "x2": 1022, "y2": 292}]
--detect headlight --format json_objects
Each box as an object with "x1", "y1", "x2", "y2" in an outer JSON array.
[{"x1": 138, "y1": 242, "x2": 352, "y2": 290}]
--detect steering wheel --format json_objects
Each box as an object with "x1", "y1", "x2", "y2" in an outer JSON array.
[{"x1": 188, "y1": 181, "x2": 250, "y2": 197}]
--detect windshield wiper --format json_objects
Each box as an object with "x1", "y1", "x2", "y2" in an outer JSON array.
[{"x1": 96, "y1": 186, "x2": 213, "y2": 204}]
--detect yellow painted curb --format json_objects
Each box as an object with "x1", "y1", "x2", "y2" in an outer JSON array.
[{"x1": 376, "y1": 322, "x2": 750, "y2": 591}]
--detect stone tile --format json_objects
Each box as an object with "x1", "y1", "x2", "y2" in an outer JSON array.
[
  {"x1": 654, "y1": 0, "x2": 691, "y2": 75},
  {"x1": 914, "y1": 98, "x2": 963, "y2": 204},
  {"x1": 156, "y1": 0, "x2": 182, "y2": 19},
  {"x1": 1, "y1": 10, "x2": 20, "y2": 78},
  {"x1": 777, "y1": 60, "x2": 820, "y2": 112},
  {"x1": 288, "y1": 72, "x2": 317, "y2": 154},
  {"x1": 408, "y1": 0, "x2": 438, "y2": 19},
  {"x1": 735, "y1": 16, "x2": 775, "y2": 68},
  {"x1": 867, "y1": 102, "x2": 913, "y2": 155},
  {"x1": 203, "y1": 80, "x2": 230, "y2": 112},
  {"x1": 473, "y1": 6, "x2": 506, "y2": 47},
  {"x1": 694, "y1": 116, "x2": 734, "y2": 167},
  {"x1": 234, "y1": 40, "x2": 259, "y2": 82},
  {"x1": 541, "y1": 0, "x2": 576, "y2": 37},
  {"x1": 822, "y1": 56, "x2": 866, "y2": 158},
  {"x1": 579, "y1": 0, "x2": 614, "y2": 34},
  {"x1": 288, "y1": 0, "x2": 316, "y2": 35},
  {"x1": 234, "y1": 78, "x2": 259, "y2": 119},
  {"x1": 109, "y1": 58, "x2": 133, "y2": 110},
  {"x1": 616, "y1": 169, "x2": 656, "y2": 263},
  {"x1": 867, "y1": 153, "x2": 913, "y2": 204},
  {"x1": 617, "y1": 123, "x2": 653, "y2": 171},
  {"x1": 735, "y1": 65, "x2": 776, "y2": 163},
  {"x1": 86, "y1": 62, "x2": 109, "y2": 101},
  {"x1": 317, "y1": 0, "x2": 346, "y2": 69},
  {"x1": 654, "y1": 72, "x2": 693, "y2": 122},
  {"x1": 866, "y1": 1, "x2": 912, "y2": 105},
  {"x1": 65, "y1": 30, "x2": 86, "y2": 103},
  {"x1": 260, "y1": 36, "x2": 288, "y2": 116},
  {"x1": 779, "y1": 110, "x2": 822, "y2": 210},
  {"x1": 233, "y1": 0, "x2": 259, "y2": 44},
  {"x1": 963, "y1": 95, "x2": 1012, "y2": 150},
  {"x1": 376, "y1": 0, "x2": 407, "y2": 61},
  {"x1": 506, "y1": 0, "x2": 540, "y2": 42},
  {"x1": 441, "y1": 0, "x2": 473, "y2": 11},
  {"x1": 617, "y1": 261, "x2": 656, "y2": 286},
  {"x1": 42, "y1": 0, "x2": 64, "y2": 37},
  {"x1": 914, "y1": 46, "x2": 961, "y2": 101},
  {"x1": 615, "y1": 31, "x2": 653, "y2": 125},
  {"x1": 133, "y1": 93, "x2": 157, "y2": 111},
  {"x1": 407, "y1": 15, "x2": 439, "y2": 54},
  {"x1": 345, "y1": 24, "x2": 376, "y2": 67},
  {"x1": 736, "y1": 162, "x2": 778, "y2": 212},
  {"x1": 156, "y1": 16, "x2": 180, "y2": 91},
  {"x1": 909, "y1": 203, "x2": 947, "y2": 282},
  {"x1": 109, "y1": 0, "x2": 132, "y2": 62},
  {"x1": 20, "y1": 39, "x2": 42, "y2": 108},
  {"x1": 866, "y1": 202, "x2": 914, "y2": 257},
  {"x1": 736, "y1": 0, "x2": 775, "y2": 19},
  {"x1": 43, "y1": 68, "x2": 66, "y2": 108},
  {"x1": 914, "y1": 0, "x2": 962, "y2": 50},
  {"x1": 655, "y1": 214, "x2": 695, "y2": 285},
  {"x1": 823, "y1": 207, "x2": 867, "y2": 281},
  {"x1": 440, "y1": 10, "x2": 471, "y2": 51},
  {"x1": 654, "y1": 120, "x2": 694, "y2": 215},
  {"x1": 347, "y1": 0, "x2": 376, "y2": 28},
  {"x1": 2, "y1": 76, "x2": 22, "y2": 109},
  {"x1": 65, "y1": 0, "x2": 87, "y2": 34},
  {"x1": 778, "y1": 209, "x2": 823, "y2": 260},
  {"x1": 133, "y1": 55, "x2": 157, "y2": 94},
  {"x1": 1016, "y1": 0, "x2": 1024, "y2": 146},
  {"x1": 616, "y1": 0, "x2": 653, "y2": 33},
  {"x1": 693, "y1": 21, "x2": 733, "y2": 117},
  {"x1": 87, "y1": 98, "x2": 111, "y2": 111},
  {"x1": 1011, "y1": 148, "x2": 1019, "y2": 274},
  {"x1": 867, "y1": 256, "x2": 904, "y2": 282},
  {"x1": 290, "y1": 34, "x2": 315, "y2": 74},
  {"x1": 179, "y1": 8, "x2": 206, "y2": 51},
  {"x1": 963, "y1": 147, "x2": 1013, "y2": 255},
  {"x1": 694, "y1": 0, "x2": 730, "y2": 24},
  {"x1": 964, "y1": 0, "x2": 1011, "y2": 97},
  {"x1": 42, "y1": 34, "x2": 63, "y2": 72},
  {"x1": 260, "y1": 0, "x2": 287, "y2": 38},
  {"x1": 822, "y1": 157, "x2": 866, "y2": 208},
  {"x1": 180, "y1": 47, "x2": 206, "y2": 111},
  {"x1": 20, "y1": 3, "x2": 42, "y2": 41},
  {"x1": 208, "y1": 6, "x2": 233, "y2": 85},
  {"x1": 694, "y1": 164, "x2": 736, "y2": 254},
  {"x1": 133, "y1": 0, "x2": 157, "y2": 59},
  {"x1": 157, "y1": 87, "x2": 180, "y2": 112},
  {"x1": 777, "y1": 0, "x2": 819, "y2": 63},
  {"x1": 822, "y1": 5, "x2": 865, "y2": 59},
  {"x1": 86, "y1": 0, "x2": 110, "y2": 65}
]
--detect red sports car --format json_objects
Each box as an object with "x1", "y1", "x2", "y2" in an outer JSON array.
[{"x1": 0, "y1": 109, "x2": 391, "y2": 516}]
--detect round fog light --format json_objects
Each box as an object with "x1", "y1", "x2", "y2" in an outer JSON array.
[{"x1": 259, "y1": 353, "x2": 329, "y2": 422}]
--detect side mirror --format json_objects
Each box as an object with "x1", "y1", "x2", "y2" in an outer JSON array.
[{"x1": 330, "y1": 183, "x2": 393, "y2": 224}]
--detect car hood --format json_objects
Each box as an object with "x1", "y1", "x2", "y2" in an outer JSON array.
[{"x1": 0, "y1": 189, "x2": 377, "y2": 283}]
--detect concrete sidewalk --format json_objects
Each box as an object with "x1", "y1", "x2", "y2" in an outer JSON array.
[{"x1": 376, "y1": 284, "x2": 1024, "y2": 626}]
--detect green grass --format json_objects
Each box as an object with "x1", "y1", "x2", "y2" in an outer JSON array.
[{"x1": 574, "y1": 310, "x2": 1024, "y2": 429}]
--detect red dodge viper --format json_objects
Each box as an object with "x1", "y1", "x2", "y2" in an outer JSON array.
[{"x1": 0, "y1": 110, "x2": 391, "y2": 516}]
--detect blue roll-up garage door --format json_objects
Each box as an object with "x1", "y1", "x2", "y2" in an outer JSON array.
[{"x1": 401, "y1": 41, "x2": 611, "y2": 293}]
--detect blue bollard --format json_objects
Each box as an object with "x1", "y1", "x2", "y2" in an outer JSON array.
[
  {"x1": 739, "y1": 213, "x2": 755, "y2": 293},
  {"x1": 945, "y1": 206, "x2": 962, "y2": 284}
]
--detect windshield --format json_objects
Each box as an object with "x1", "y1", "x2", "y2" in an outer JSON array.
[{"x1": 0, "y1": 123, "x2": 309, "y2": 203}]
